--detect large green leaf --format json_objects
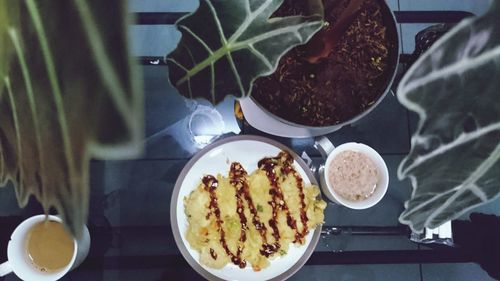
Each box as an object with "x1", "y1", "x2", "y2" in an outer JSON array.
[
  {"x1": 166, "y1": 0, "x2": 323, "y2": 104},
  {"x1": 0, "y1": 0, "x2": 143, "y2": 236},
  {"x1": 397, "y1": 2, "x2": 500, "y2": 232}
]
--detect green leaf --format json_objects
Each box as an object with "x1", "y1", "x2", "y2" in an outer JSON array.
[
  {"x1": 0, "y1": 0, "x2": 143, "y2": 236},
  {"x1": 306, "y1": 0, "x2": 324, "y2": 19},
  {"x1": 397, "y1": 2, "x2": 500, "y2": 232},
  {"x1": 166, "y1": 0, "x2": 323, "y2": 104}
]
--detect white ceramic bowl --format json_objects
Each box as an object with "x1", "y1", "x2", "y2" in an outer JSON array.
[
  {"x1": 2, "y1": 215, "x2": 90, "y2": 281},
  {"x1": 318, "y1": 141, "x2": 389, "y2": 209}
]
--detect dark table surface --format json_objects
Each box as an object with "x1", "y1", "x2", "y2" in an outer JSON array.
[{"x1": 1, "y1": 3, "x2": 498, "y2": 281}]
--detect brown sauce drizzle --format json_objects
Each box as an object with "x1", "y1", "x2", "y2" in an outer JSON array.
[
  {"x1": 202, "y1": 175, "x2": 246, "y2": 268},
  {"x1": 210, "y1": 248, "x2": 217, "y2": 260},
  {"x1": 257, "y1": 157, "x2": 286, "y2": 245},
  {"x1": 200, "y1": 150, "x2": 310, "y2": 266},
  {"x1": 258, "y1": 151, "x2": 309, "y2": 244},
  {"x1": 279, "y1": 152, "x2": 309, "y2": 243},
  {"x1": 228, "y1": 163, "x2": 248, "y2": 267},
  {"x1": 230, "y1": 163, "x2": 280, "y2": 258}
]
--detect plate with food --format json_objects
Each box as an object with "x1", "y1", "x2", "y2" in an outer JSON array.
[{"x1": 171, "y1": 135, "x2": 326, "y2": 281}]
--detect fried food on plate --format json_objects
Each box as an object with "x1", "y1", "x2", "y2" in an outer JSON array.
[{"x1": 184, "y1": 151, "x2": 326, "y2": 271}]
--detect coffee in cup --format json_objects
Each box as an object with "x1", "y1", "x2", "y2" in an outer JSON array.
[
  {"x1": 26, "y1": 220, "x2": 75, "y2": 273},
  {"x1": 0, "y1": 215, "x2": 90, "y2": 281}
]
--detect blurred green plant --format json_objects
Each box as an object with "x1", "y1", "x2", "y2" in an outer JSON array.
[
  {"x1": 0, "y1": 0, "x2": 143, "y2": 236},
  {"x1": 397, "y1": 1, "x2": 500, "y2": 232}
]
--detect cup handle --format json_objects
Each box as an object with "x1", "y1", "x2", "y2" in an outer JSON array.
[
  {"x1": 0, "y1": 261, "x2": 12, "y2": 277},
  {"x1": 314, "y1": 136, "x2": 335, "y2": 160}
]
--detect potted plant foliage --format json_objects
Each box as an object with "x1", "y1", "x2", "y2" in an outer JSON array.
[
  {"x1": 0, "y1": 0, "x2": 143, "y2": 236},
  {"x1": 166, "y1": 0, "x2": 399, "y2": 133},
  {"x1": 166, "y1": 0, "x2": 324, "y2": 103},
  {"x1": 396, "y1": 0, "x2": 500, "y2": 232}
]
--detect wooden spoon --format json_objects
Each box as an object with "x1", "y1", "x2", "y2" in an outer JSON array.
[{"x1": 306, "y1": 0, "x2": 365, "y2": 64}]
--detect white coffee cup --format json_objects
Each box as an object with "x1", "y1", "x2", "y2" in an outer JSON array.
[
  {"x1": 315, "y1": 137, "x2": 389, "y2": 209},
  {"x1": 0, "y1": 215, "x2": 90, "y2": 281}
]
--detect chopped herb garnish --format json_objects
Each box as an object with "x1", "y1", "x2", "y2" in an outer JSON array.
[
  {"x1": 279, "y1": 249, "x2": 287, "y2": 256},
  {"x1": 257, "y1": 204, "x2": 263, "y2": 212}
]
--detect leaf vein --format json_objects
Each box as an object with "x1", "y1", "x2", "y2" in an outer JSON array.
[
  {"x1": 179, "y1": 25, "x2": 213, "y2": 54},
  {"x1": 73, "y1": 0, "x2": 135, "y2": 130},
  {"x1": 400, "y1": 45, "x2": 500, "y2": 99},
  {"x1": 210, "y1": 62, "x2": 215, "y2": 102},
  {"x1": 184, "y1": 45, "x2": 197, "y2": 67},
  {"x1": 26, "y1": 0, "x2": 76, "y2": 187},
  {"x1": 8, "y1": 27, "x2": 45, "y2": 198},
  {"x1": 233, "y1": 21, "x2": 320, "y2": 49},
  {"x1": 226, "y1": 53, "x2": 245, "y2": 96},
  {"x1": 248, "y1": 44, "x2": 272, "y2": 70},
  {"x1": 204, "y1": 0, "x2": 228, "y2": 45},
  {"x1": 401, "y1": 122, "x2": 500, "y2": 175},
  {"x1": 469, "y1": 184, "x2": 488, "y2": 202},
  {"x1": 3, "y1": 77, "x2": 22, "y2": 179},
  {"x1": 424, "y1": 144, "x2": 500, "y2": 226},
  {"x1": 166, "y1": 58, "x2": 189, "y2": 73},
  {"x1": 228, "y1": 0, "x2": 273, "y2": 44}
]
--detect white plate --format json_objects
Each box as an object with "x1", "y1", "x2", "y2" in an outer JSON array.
[{"x1": 171, "y1": 135, "x2": 321, "y2": 281}]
